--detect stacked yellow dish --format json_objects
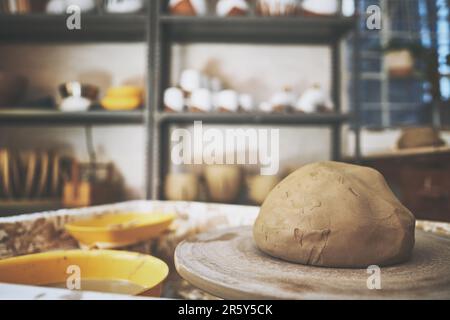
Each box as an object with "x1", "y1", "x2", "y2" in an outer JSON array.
[{"x1": 101, "y1": 86, "x2": 143, "y2": 111}]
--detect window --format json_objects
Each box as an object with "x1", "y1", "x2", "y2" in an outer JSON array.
[{"x1": 351, "y1": 0, "x2": 450, "y2": 128}]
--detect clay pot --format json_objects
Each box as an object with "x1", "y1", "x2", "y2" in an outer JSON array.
[
  {"x1": 294, "y1": 84, "x2": 330, "y2": 113},
  {"x1": 164, "y1": 87, "x2": 185, "y2": 112},
  {"x1": 384, "y1": 49, "x2": 415, "y2": 77},
  {"x1": 301, "y1": 0, "x2": 339, "y2": 16},
  {"x1": 188, "y1": 88, "x2": 212, "y2": 112},
  {"x1": 204, "y1": 165, "x2": 242, "y2": 203},
  {"x1": 246, "y1": 175, "x2": 280, "y2": 205},
  {"x1": 256, "y1": 0, "x2": 299, "y2": 16},
  {"x1": 397, "y1": 127, "x2": 446, "y2": 150},
  {"x1": 164, "y1": 173, "x2": 199, "y2": 201},
  {"x1": 216, "y1": 0, "x2": 249, "y2": 17},
  {"x1": 169, "y1": 0, "x2": 207, "y2": 16}
]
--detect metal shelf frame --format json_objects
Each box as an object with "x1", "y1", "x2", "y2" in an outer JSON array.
[
  {"x1": 0, "y1": 109, "x2": 145, "y2": 125},
  {"x1": 148, "y1": 0, "x2": 361, "y2": 199},
  {"x1": 0, "y1": 2, "x2": 362, "y2": 202},
  {"x1": 0, "y1": 14, "x2": 147, "y2": 43}
]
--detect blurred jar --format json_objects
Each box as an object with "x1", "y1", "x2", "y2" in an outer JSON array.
[
  {"x1": 204, "y1": 165, "x2": 242, "y2": 203},
  {"x1": 1, "y1": 0, "x2": 48, "y2": 13},
  {"x1": 164, "y1": 173, "x2": 199, "y2": 201},
  {"x1": 246, "y1": 175, "x2": 280, "y2": 205}
]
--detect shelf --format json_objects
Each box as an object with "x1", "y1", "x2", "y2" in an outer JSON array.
[
  {"x1": 0, "y1": 109, "x2": 145, "y2": 125},
  {"x1": 0, "y1": 14, "x2": 147, "y2": 42},
  {"x1": 160, "y1": 15, "x2": 355, "y2": 44},
  {"x1": 0, "y1": 200, "x2": 62, "y2": 217},
  {"x1": 156, "y1": 112, "x2": 351, "y2": 125}
]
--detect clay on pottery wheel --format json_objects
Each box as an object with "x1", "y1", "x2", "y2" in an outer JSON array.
[{"x1": 253, "y1": 161, "x2": 416, "y2": 268}]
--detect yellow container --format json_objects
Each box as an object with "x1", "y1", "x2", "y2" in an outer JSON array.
[
  {"x1": 106, "y1": 86, "x2": 143, "y2": 98},
  {"x1": 65, "y1": 212, "x2": 175, "y2": 248},
  {"x1": 101, "y1": 86, "x2": 144, "y2": 111},
  {"x1": 0, "y1": 250, "x2": 169, "y2": 297},
  {"x1": 101, "y1": 96, "x2": 142, "y2": 111}
]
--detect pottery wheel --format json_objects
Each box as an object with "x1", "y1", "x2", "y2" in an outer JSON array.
[{"x1": 175, "y1": 226, "x2": 450, "y2": 299}]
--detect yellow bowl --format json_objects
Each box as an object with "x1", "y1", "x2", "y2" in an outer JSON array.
[
  {"x1": 101, "y1": 96, "x2": 142, "y2": 111},
  {"x1": 0, "y1": 250, "x2": 169, "y2": 297},
  {"x1": 106, "y1": 86, "x2": 143, "y2": 98},
  {"x1": 65, "y1": 212, "x2": 175, "y2": 248}
]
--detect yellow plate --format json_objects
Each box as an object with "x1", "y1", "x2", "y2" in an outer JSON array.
[
  {"x1": 0, "y1": 250, "x2": 169, "y2": 297},
  {"x1": 65, "y1": 212, "x2": 175, "y2": 248}
]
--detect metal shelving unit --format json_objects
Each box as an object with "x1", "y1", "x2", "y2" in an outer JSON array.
[
  {"x1": 156, "y1": 112, "x2": 351, "y2": 125},
  {"x1": 0, "y1": 2, "x2": 361, "y2": 206},
  {"x1": 159, "y1": 15, "x2": 355, "y2": 43},
  {"x1": 0, "y1": 200, "x2": 62, "y2": 217},
  {"x1": 0, "y1": 14, "x2": 147, "y2": 42},
  {"x1": 0, "y1": 109, "x2": 144, "y2": 125},
  {"x1": 148, "y1": 0, "x2": 360, "y2": 199},
  {"x1": 0, "y1": 12, "x2": 148, "y2": 215}
]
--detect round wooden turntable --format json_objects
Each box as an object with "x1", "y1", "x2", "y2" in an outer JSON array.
[{"x1": 175, "y1": 226, "x2": 450, "y2": 299}]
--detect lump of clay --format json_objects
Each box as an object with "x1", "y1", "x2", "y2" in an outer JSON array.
[{"x1": 253, "y1": 161, "x2": 415, "y2": 268}]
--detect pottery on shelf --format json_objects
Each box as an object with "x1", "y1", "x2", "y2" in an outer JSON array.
[
  {"x1": 204, "y1": 165, "x2": 242, "y2": 203},
  {"x1": 294, "y1": 84, "x2": 331, "y2": 113},
  {"x1": 164, "y1": 173, "x2": 199, "y2": 201},
  {"x1": 180, "y1": 69, "x2": 203, "y2": 96},
  {"x1": 216, "y1": 0, "x2": 249, "y2": 17},
  {"x1": 46, "y1": 0, "x2": 96, "y2": 14},
  {"x1": 270, "y1": 87, "x2": 295, "y2": 112},
  {"x1": 209, "y1": 77, "x2": 223, "y2": 92},
  {"x1": 217, "y1": 90, "x2": 239, "y2": 112},
  {"x1": 104, "y1": 0, "x2": 144, "y2": 13},
  {"x1": 301, "y1": 0, "x2": 339, "y2": 16},
  {"x1": 189, "y1": 88, "x2": 213, "y2": 112},
  {"x1": 384, "y1": 49, "x2": 415, "y2": 77},
  {"x1": 256, "y1": 0, "x2": 300, "y2": 16},
  {"x1": 164, "y1": 87, "x2": 185, "y2": 112},
  {"x1": 239, "y1": 94, "x2": 254, "y2": 112},
  {"x1": 396, "y1": 127, "x2": 446, "y2": 150},
  {"x1": 258, "y1": 101, "x2": 273, "y2": 113},
  {"x1": 169, "y1": 0, "x2": 207, "y2": 16}
]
